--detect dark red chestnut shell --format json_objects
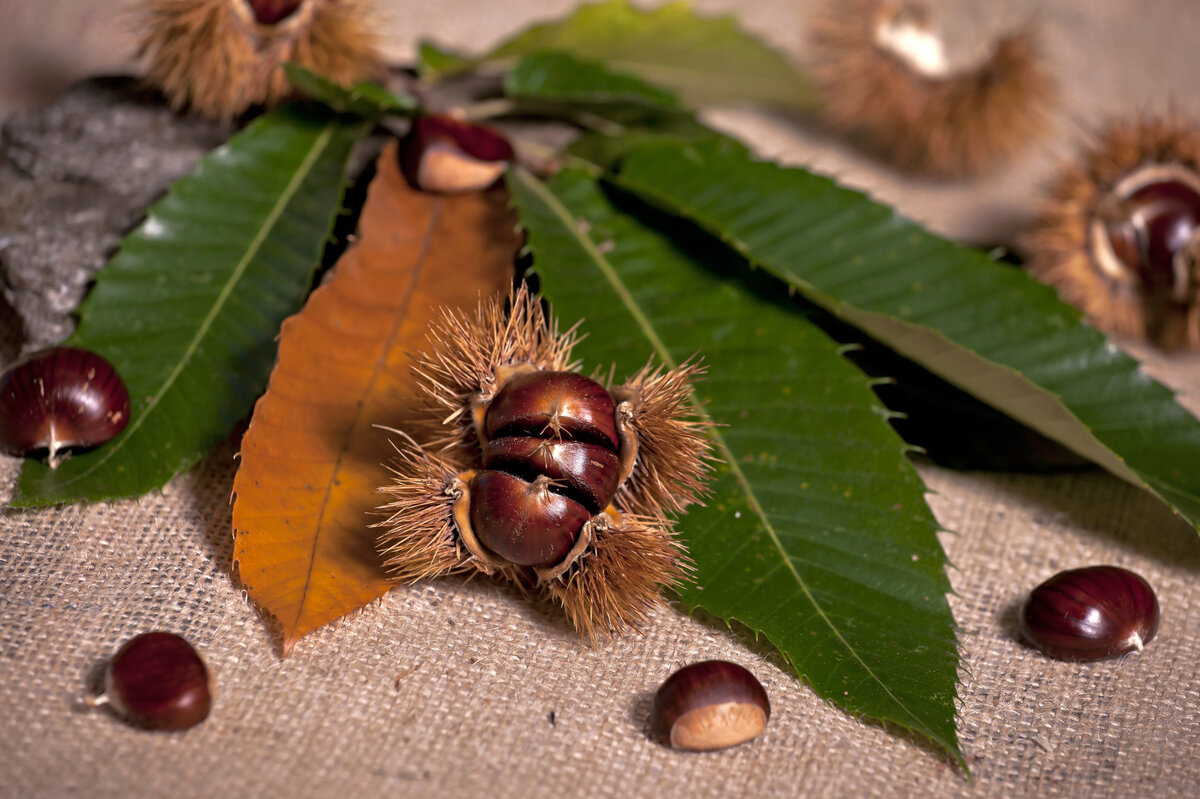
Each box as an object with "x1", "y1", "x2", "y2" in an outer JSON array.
[
  {"x1": 104, "y1": 632, "x2": 212, "y2": 731},
  {"x1": 248, "y1": 0, "x2": 304, "y2": 25},
  {"x1": 462, "y1": 369, "x2": 623, "y2": 571},
  {"x1": 1019, "y1": 565, "x2": 1160, "y2": 661},
  {"x1": 650, "y1": 660, "x2": 770, "y2": 751},
  {"x1": 0, "y1": 346, "x2": 131, "y2": 468},
  {"x1": 486, "y1": 370, "x2": 619, "y2": 449},
  {"x1": 482, "y1": 437, "x2": 620, "y2": 513},
  {"x1": 468, "y1": 471, "x2": 590, "y2": 568},
  {"x1": 1100, "y1": 175, "x2": 1200, "y2": 299},
  {"x1": 399, "y1": 115, "x2": 515, "y2": 194}
]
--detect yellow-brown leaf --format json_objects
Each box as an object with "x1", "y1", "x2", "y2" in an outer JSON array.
[{"x1": 231, "y1": 142, "x2": 518, "y2": 655}]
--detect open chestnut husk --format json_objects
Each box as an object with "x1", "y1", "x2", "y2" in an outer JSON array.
[
  {"x1": 375, "y1": 286, "x2": 713, "y2": 637},
  {"x1": 399, "y1": 115, "x2": 515, "y2": 194},
  {"x1": 1019, "y1": 565, "x2": 1160, "y2": 661},
  {"x1": 134, "y1": 0, "x2": 387, "y2": 120},
  {"x1": 0, "y1": 347, "x2": 131, "y2": 468},
  {"x1": 807, "y1": 0, "x2": 1053, "y2": 179},
  {"x1": 650, "y1": 660, "x2": 770, "y2": 751},
  {"x1": 89, "y1": 632, "x2": 213, "y2": 731},
  {"x1": 1025, "y1": 116, "x2": 1200, "y2": 349}
]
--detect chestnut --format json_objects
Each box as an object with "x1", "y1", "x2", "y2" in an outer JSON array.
[
  {"x1": 90, "y1": 632, "x2": 213, "y2": 731},
  {"x1": 1095, "y1": 169, "x2": 1200, "y2": 303},
  {"x1": 399, "y1": 115, "x2": 515, "y2": 194},
  {"x1": 0, "y1": 347, "x2": 131, "y2": 468},
  {"x1": 468, "y1": 471, "x2": 589, "y2": 567},
  {"x1": 485, "y1": 370, "x2": 619, "y2": 449},
  {"x1": 249, "y1": 0, "x2": 304, "y2": 25},
  {"x1": 650, "y1": 660, "x2": 770, "y2": 751},
  {"x1": 1019, "y1": 565, "x2": 1160, "y2": 661},
  {"x1": 482, "y1": 436, "x2": 621, "y2": 513}
]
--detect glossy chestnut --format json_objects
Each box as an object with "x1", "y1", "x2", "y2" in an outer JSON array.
[
  {"x1": 482, "y1": 436, "x2": 621, "y2": 513},
  {"x1": 1019, "y1": 565, "x2": 1160, "y2": 661},
  {"x1": 650, "y1": 660, "x2": 770, "y2": 751},
  {"x1": 399, "y1": 115, "x2": 515, "y2": 194},
  {"x1": 485, "y1": 370, "x2": 619, "y2": 449},
  {"x1": 0, "y1": 347, "x2": 131, "y2": 468},
  {"x1": 1096, "y1": 170, "x2": 1200, "y2": 301},
  {"x1": 97, "y1": 632, "x2": 212, "y2": 731},
  {"x1": 468, "y1": 471, "x2": 590, "y2": 567}
]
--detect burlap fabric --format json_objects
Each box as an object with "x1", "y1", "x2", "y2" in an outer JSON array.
[{"x1": 3, "y1": 2, "x2": 1200, "y2": 797}]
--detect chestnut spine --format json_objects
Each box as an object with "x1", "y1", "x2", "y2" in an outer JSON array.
[{"x1": 375, "y1": 286, "x2": 713, "y2": 636}]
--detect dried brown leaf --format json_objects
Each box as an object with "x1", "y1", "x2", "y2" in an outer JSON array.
[{"x1": 231, "y1": 142, "x2": 518, "y2": 655}]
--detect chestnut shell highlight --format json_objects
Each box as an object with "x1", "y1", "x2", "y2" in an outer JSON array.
[{"x1": 1019, "y1": 565, "x2": 1160, "y2": 661}]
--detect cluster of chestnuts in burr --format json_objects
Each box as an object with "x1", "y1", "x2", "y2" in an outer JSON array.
[
  {"x1": 1026, "y1": 117, "x2": 1200, "y2": 350},
  {"x1": 0, "y1": 347, "x2": 131, "y2": 468},
  {"x1": 374, "y1": 285, "x2": 713, "y2": 636}
]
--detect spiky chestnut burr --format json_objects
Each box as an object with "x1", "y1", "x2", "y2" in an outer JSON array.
[
  {"x1": 134, "y1": 0, "x2": 386, "y2": 119},
  {"x1": 375, "y1": 286, "x2": 713, "y2": 637},
  {"x1": 807, "y1": 0, "x2": 1053, "y2": 179},
  {"x1": 1025, "y1": 116, "x2": 1200, "y2": 350}
]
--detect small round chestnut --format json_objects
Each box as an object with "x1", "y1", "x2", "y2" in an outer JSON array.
[
  {"x1": 89, "y1": 632, "x2": 213, "y2": 731},
  {"x1": 0, "y1": 347, "x2": 131, "y2": 468},
  {"x1": 1019, "y1": 565, "x2": 1160, "y2": 661},
  {"x1": 399, "y1": 115, "x2": 515, "y2": 194},
  {"x1": 650, "y1": 660, "x2": 770, "y2": 751}
]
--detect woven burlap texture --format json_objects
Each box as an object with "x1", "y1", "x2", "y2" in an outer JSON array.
[{"x1": 3, "y1": 1, "x2": 1200, "y2": 797}]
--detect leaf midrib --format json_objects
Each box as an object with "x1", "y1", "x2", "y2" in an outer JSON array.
[
  {"x1": 290, "y1": 195, "x2": 440, "y2": 635},
  {"x1": 59, "y1": 122, "x2": 339, "y2": 489},
  {"x1": 511, "y1": 167, "x2": 934, "y2": 736}
]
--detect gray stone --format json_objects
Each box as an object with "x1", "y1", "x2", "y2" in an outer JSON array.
[{"x1": 0, "y1": 76, "x2": 234, "y2": 363}]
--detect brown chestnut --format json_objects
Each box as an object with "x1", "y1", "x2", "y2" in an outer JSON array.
[
  {"x1": 0, "y1": 347, "x2": 131, "y2": 468},
  {"x1": 1019, "y1": 565, "x2": 1160, "y2": 661},
  {"x1": 468, "y1": 471, "x2": 590, "y2": 568},
  {"x1": 399, "y1": 115, "x2": 515, "y2": 194},
  {"x1": 92, "y1": 632, "x2": 212, "y2": 731},
  {"x1": 482, "y1": 436, "x2": 621, "y2": 513},
  {"x1": 650, "y1": 660, "x2": 770, "y2": 751},
  {"x1": 1095, "y1": 170, "x2": 1200, "y2": 302},
  {"x1": 485, "y1": 370, "x2": 619, "y2": 450},
  {"x1": 249, "y1": 0, "x2": 304, "y2": 25}
]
